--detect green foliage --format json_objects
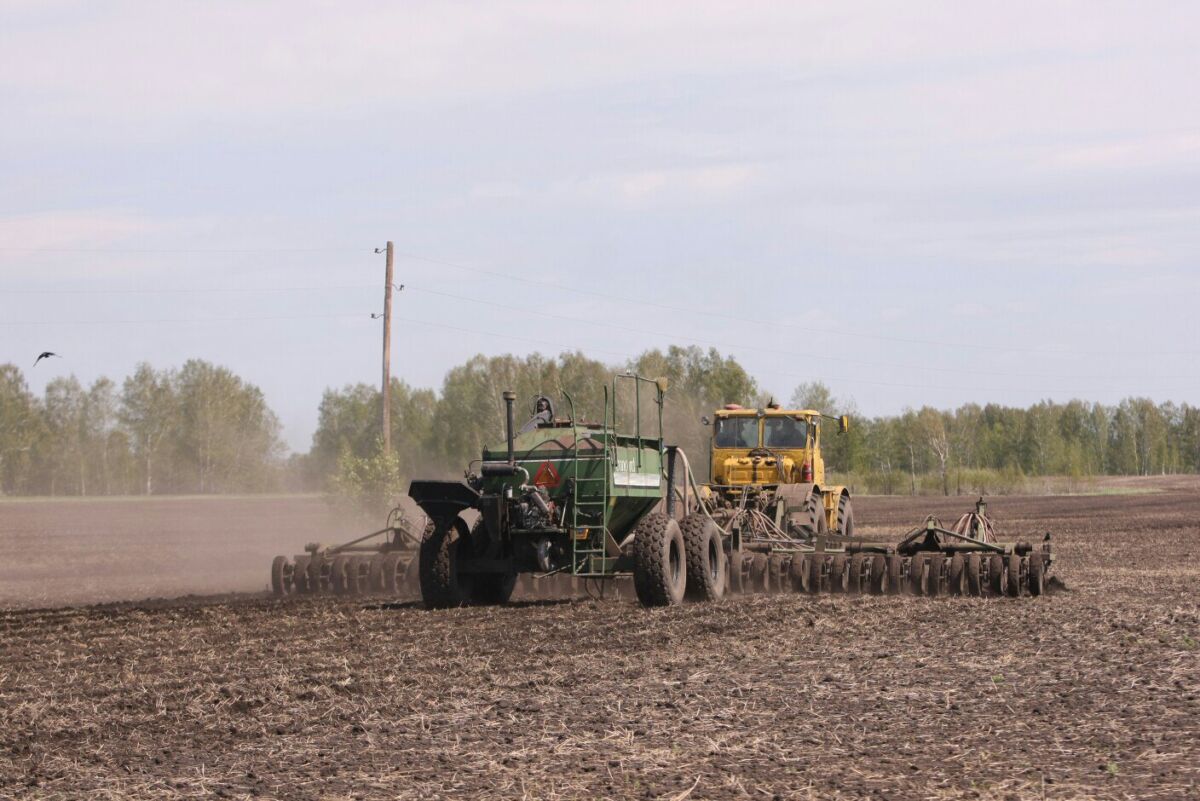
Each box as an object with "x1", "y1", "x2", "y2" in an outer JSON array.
[
  {"x1": 630, "y1": 346, "x2": 758, "y2": 480},
  {"x1": 0, "y1": 360, "x2": 283, "y2": 496},
  {"x1": 330, "y1": 444, "x2": 406, "y2": 519},
  {"x1": 4, "y1": 346, "x2": 1200, "y2": 499}
]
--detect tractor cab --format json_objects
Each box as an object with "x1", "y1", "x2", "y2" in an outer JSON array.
[{"x1": 709, "y1": 403, "x2": 849, "y2": 494}]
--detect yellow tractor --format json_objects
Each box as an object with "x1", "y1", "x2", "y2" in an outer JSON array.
[{"x1": 700, "y1": 402, "x2": 854, "y2": 539}]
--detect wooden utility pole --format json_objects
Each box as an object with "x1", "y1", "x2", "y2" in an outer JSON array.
[{"x1": 381, "y1": 241, "x2": 394, "y2": 456}]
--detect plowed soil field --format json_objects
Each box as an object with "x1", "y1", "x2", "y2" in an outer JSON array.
[{"x1": 2, "y1": 486, "x2": 1198, "y2": 800}]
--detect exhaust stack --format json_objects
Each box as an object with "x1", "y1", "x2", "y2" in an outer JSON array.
[{"x1": 502, "y1": 391, "x2": 517, "y2": 465}]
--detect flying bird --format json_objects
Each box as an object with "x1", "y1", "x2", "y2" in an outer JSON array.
[{"x1": 33, "y1": 351, "x2": 60, "y2": 367}]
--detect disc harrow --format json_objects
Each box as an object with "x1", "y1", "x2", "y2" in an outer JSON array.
[
  {"x1": 269, "y1": 507, "x2": 424, "y2": 598},
  {"x1": 723, "y1": 497, "x2": 1054, "y2": 598}
]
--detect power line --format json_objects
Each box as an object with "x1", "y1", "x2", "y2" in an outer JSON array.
[
  {"x1": 0, "y1": 247, "x2": 369, "y2": 254},
  {"x1": 3, "y1": 241, "x2": 1196, "y2": 366},
  {"x1": 391, "y1": 249, "x2": 1200, "y2": 358},
  {"x1": 0, "y1": 302, "x2": 1187, "y2": 396},
  {"x1": 0, "y1": 312, "x2": 366, "y2": 326},
  {"x1": 0, "y1": 285, "x2": 376, "y2": 295},
  {"x1": 392, "y1": 315, "x2": 1185, "y2": 398},
  {"x1": 403, "y1": 284, "x2": 1147, "y2": 385},
  {"x1": 4, "y1": 278, "x2": 1143, "y2": 386}
]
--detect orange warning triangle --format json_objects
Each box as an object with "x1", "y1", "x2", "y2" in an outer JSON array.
[{"x1": 533, "y1": 461, "x2": 561, "y2": 487}]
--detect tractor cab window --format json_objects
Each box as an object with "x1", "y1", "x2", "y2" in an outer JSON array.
[
  {"x1": 764, "y1": 417, "x2": 808, "y2": 448},
  {"x1": 713, "y1": 417, "x2": 759, "y2": 448}
]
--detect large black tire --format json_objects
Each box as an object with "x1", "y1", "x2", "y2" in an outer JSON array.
[
  {"x1": 632, "y1": 513, "x2": 687, "y2": 607},
  {"x1": 835, "y1": 494, "x2": 855, "y2": 538},
  {"x1": 462, "y1": 518, "x2": 514, "y2": 605},
  {"x1": 680, "y1": 514, "x2": 726, "y2": 602},
  {"x1": 419, "y1": 518, "x2": 473, "y2": 609}
]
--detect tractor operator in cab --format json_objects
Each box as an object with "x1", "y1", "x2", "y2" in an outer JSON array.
[
  {"x1": 766, "y1": 416, "x2": 806, "y2": 448},
  {"x1": 519, "y1": 395, "x2": 554, "y2": 433}
]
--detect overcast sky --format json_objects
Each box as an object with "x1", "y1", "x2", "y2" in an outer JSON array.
[{"x1": 2, "y1": 2, "x2": 1198, "y2": 451}]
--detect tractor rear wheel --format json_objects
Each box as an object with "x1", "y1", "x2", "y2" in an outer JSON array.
[
  {"x1": 681, "y1": 514, "x2": 726, "y2": 602},
  {"x1": 835, "y1": 495, "x2": 855, "y2": 538},
  {"x1": 419, "y1": 518, "x2": 473, "y2": 609},
  {"x1": 632, "y1": 513, "x2": 687, "y2": 607}
]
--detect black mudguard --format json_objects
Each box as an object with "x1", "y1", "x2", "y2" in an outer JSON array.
[{"x1": 408, "y1": 480, "x2": 480, "y2": 526}]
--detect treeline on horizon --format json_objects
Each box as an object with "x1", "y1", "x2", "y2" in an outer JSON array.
[{"x1": 1, "y1": 346, "x2": 1198, "y2": 498}]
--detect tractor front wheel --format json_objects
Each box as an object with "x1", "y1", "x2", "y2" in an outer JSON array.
[
  {"x1": 632, "y1": 513, "x2": 687, "y2": 607},
  {"x1": 419, "y1": 518, "x2": 473, "y2": 609}
]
